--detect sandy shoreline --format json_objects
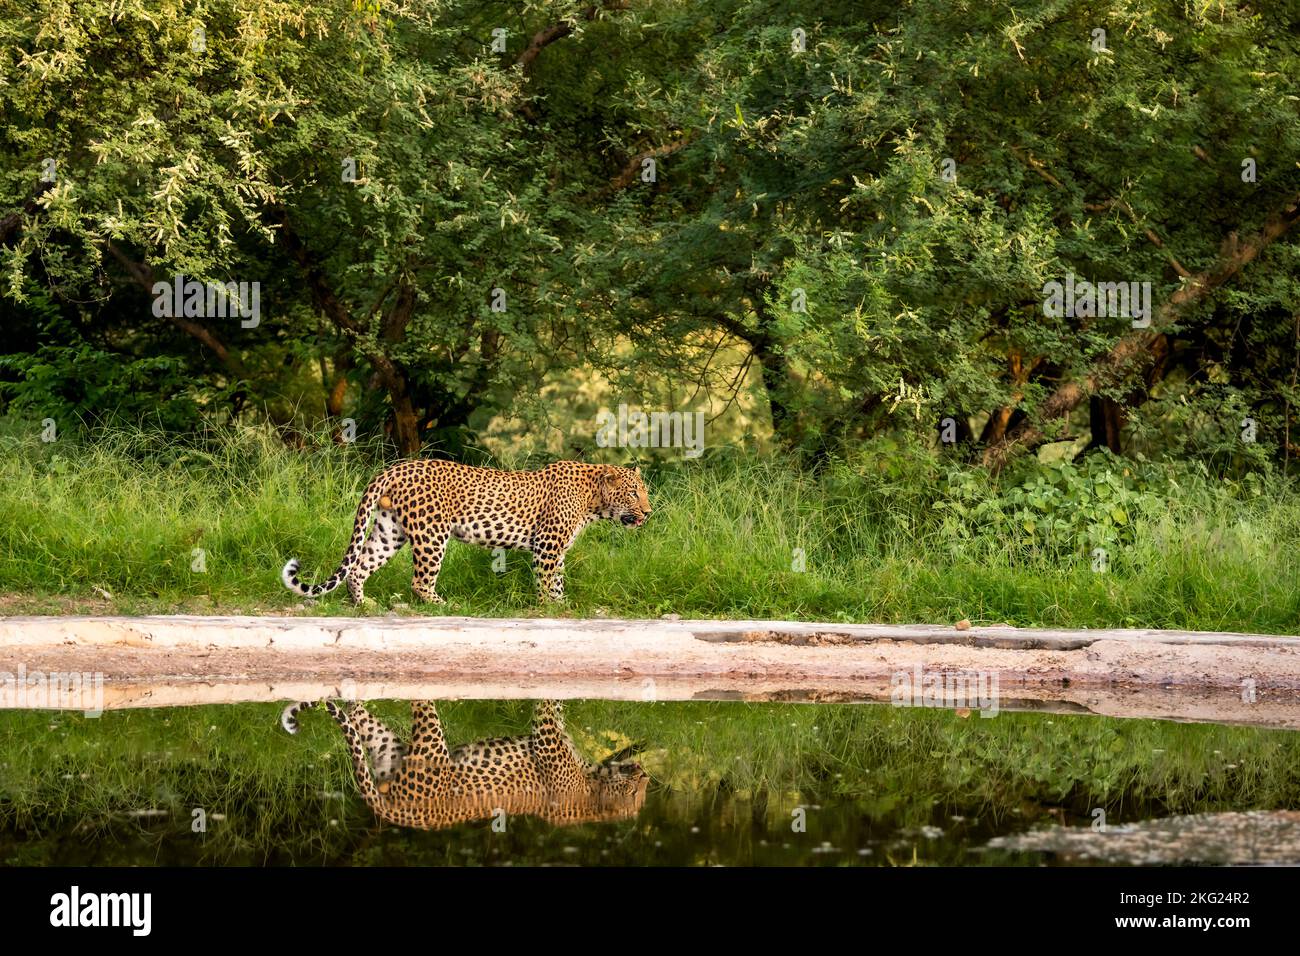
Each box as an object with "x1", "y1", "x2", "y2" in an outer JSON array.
[{"x1": 1, "y1": 615, "x2": 1298, "y2": 727}]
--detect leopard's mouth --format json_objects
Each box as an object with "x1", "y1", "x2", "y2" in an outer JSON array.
[{"x1": 621, "y1": 513, "x2": 645, "y2": 528}]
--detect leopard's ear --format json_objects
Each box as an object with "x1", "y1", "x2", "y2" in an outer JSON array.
[{"x1": 633, "y1": 464, "x2": 641, "y2": 476}]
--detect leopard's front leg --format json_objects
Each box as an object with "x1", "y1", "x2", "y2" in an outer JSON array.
[
  {"x1": 531, "y1": 534, "x2": 567, "y2": 603},
  {"x1": 407, "y1": 524, "x2": 449, "y2": 605},
  {"x1": 547, "y1": 553, "x2": 566, "y2": 602}
]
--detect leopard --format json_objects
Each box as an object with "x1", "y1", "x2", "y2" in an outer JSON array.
[
  {"x1": 281, "y1": 698, "x2": 649, "y2": 829},
  {"x1": 280, "y1": 460, "x2": 651, "y2": 605}
]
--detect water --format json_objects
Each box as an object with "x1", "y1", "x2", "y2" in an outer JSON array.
[{"x1": 2, "y1": 698, "x2": 1298, "y2": 866}]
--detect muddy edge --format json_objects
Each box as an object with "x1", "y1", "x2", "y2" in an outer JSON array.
[{"x1": 1, "y1": 615, "x2": 1299, "y2": 726}]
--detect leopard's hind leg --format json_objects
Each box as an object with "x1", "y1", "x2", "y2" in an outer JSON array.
[
  {"x1": 281, "y1": 699, "x2": 405, "y2": 784},
  {"x1": 346, "y1": 510, "x2": 407, "y2": 604},
  {"x1": 344, "y1": 701, "x2": 407, "y2": 784}
]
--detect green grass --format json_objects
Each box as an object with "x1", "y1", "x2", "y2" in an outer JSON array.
[{"x1": 1, "y1": 423, "x2": 1299, "y2": 631}]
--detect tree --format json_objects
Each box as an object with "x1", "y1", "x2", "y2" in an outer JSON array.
[{"x1": 3, "y1": 0, "x2": 1299, "y2": 471}]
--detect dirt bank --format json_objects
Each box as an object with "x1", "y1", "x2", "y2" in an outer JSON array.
[{"x1": 1, "y1": 615, "x2": 1298, "y2": 726}]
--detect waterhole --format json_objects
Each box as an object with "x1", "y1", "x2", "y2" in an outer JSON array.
[{"x1": 2, "y1": 696, "x2": 1297, "y2": 866}]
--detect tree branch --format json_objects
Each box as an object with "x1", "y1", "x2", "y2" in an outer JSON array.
[
  {"x1": 103, "y1": 240, "x2": 242, "y2": 372},
  {"x1": 268, "y1": 208, "x2": 359, "y2": 336},
  {"x1": 1084, "y1": 197, "x2": 1192, "y2": 278},
  {"x1": 603, "y1": 137, "x2": 691, "y2": 195},
  {"x1": 516, "y1": 16, "x2": 581, "y2": 75},
  {"x1": 514, "y1": 3, "x2": 627, "y2": 75},
  {"x1": 1009, "y1": 145, "x2": 1065, "y2": 189},
  {"x1": 1013, "y1": 145, "x2": 1191, "y2": 277},
  {"x1": 983, "y1": 191, "x2": 1300, "y2": 470}
]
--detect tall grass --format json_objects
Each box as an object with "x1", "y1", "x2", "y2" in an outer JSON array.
[{"x1": 1, "y1": 422, "x2": 1298, "y2": 630}]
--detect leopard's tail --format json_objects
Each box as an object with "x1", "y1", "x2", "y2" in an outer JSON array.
[
  {"x1": 323, "y1": 700, "x2": 386, "y2": 811},
  {"x1": 280, "y1": 700, "x2": 318, "y2": 734},
  {"x1": 281, "y1": 471, "x2": 390, "y2": 597},
  {"x1": 281, "y1": 700, "x2": 385, "y2": 810}
]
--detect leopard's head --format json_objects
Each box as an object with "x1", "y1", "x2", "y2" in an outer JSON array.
[
  {"x1": 589, "y1": 755, "x2": 651, "y2": 816},
  {"x1": 593, "y1": 465, "x2": 652, "y2": 528}
]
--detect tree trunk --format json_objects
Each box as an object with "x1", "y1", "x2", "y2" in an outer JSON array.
[
  {"x1": 979, "y1": 351, "x2": 1039, "y2": 446},
  {"x1": 1087, "y1": 396, "x2": 1124, "y2": 454},
  {"x1": 390, "y1": 397, "x2": 422, "y2": 457},
  {"x1": 747, "y1": 294, "x2": 802, "y2": 449}
]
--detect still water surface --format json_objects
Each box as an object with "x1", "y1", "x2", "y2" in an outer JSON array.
[{"x1": 2, "y1": 697, "x2": 1297, "y2": 866}]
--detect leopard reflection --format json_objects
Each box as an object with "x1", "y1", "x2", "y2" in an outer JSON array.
[{"x1": 282, "y1": 699, "x2": 648, "y2": 830}]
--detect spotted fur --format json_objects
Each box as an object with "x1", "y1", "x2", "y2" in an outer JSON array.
[
  {"x1": 282, "y1": 699, "x2": 408, "y2": 782},
  {"x1": 281, "y1": 460, "x2": 651, "y2": 604},
  {"x1": 282, "y1": 699, "x2": 649, "y2": 829}
]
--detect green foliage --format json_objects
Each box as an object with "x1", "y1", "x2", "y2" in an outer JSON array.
[
  {"x1": 0, "y1": 344, "x2": 203, "y2": 433},
  {"x1": 2, "y1": 2, "x2": 1297, "y2": 464},
  {"x1": 938, "y1": 451, "x2": 1165, "y2": 557}
]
